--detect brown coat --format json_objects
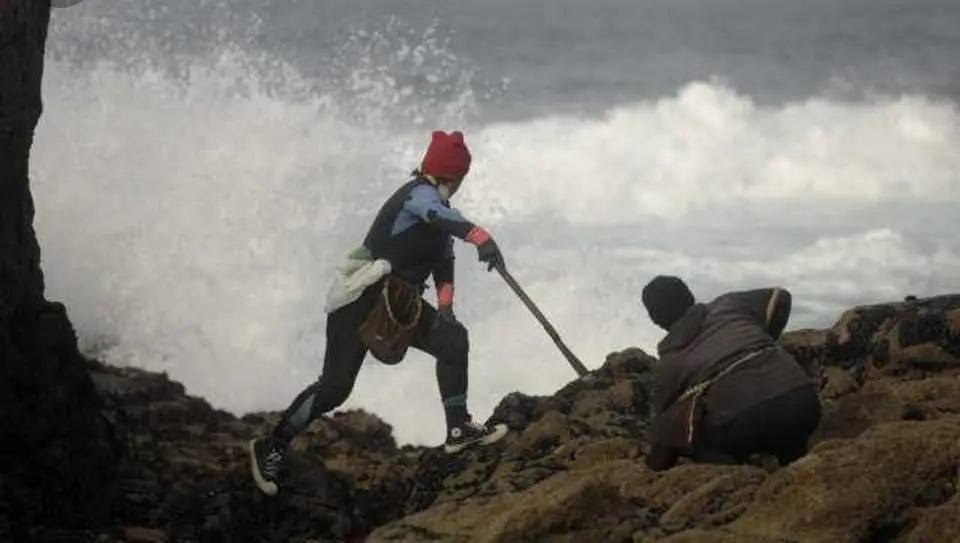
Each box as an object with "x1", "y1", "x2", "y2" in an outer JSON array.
[{"x1": 647, "y1": 288, "x2": 815, "y2": 449}]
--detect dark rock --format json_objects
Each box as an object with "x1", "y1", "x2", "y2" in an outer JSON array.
[
  {"x1": 0, "y1": 1, "x2": 120, "y2": 537},
  {"x1": 368, "y1": 296, "x2": 960, "y2": 541}
]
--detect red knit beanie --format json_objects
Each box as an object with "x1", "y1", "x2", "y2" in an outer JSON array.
[{"x1": 420, "y1": 130, "x2": 471, "y2": 179}]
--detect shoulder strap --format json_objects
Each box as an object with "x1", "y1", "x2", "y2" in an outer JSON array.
[{"x1": 765, "y1": 288, "x2": 782, "y2": 328}]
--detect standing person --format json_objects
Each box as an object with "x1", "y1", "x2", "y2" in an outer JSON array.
[
  {"x1": 249, "y1": 131, "x2": 509, "y2": 496},
  {"x1": 640, "y1": 275, "x2": 822, "y2": 472}
]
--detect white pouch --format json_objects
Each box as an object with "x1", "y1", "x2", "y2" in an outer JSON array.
[{"x1": 323, "y1": 250, "x2": 392, "y2": 313}]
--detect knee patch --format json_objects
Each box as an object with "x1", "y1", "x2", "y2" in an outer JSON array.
[
  {"x1": 430, "y1": 317, "x2": 469, "y2": 361},
  {"x1": 319, "y1": 380, "x2": 353, "y2": 409},
  {"x1": 286, "y1": 389, "x2": 318, "y2": 430}
]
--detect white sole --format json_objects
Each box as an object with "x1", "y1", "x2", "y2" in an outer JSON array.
[
  {"x1": 443, "y1": 423, "x2": 509, "y2": 454},
  {"x1": 248, "y1": 439, "x2": 278, "y2": 496}
]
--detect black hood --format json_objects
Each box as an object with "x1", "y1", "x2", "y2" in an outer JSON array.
[
  {"x1": 642, "y1": 275, "x2": 695, "y2": 330},
  {"x1": 656, "y1": 303, "x2": 707, "y2": 355}
]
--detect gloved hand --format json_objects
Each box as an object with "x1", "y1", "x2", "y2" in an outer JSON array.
[
  {"x1": 466, "y1": 226, "x2": 505, "y2": 272},
  {"x1": 438, "y1": 304, "x2": 457, "y2": 322},
  {"x1": 816, "y1": 366, "x2": 828, "y2": 391},
  {"x1": 476, "y1": 237, "x2": 504, "y2": 272}
]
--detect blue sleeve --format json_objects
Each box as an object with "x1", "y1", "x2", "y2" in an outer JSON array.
[{"x1": 403, "y1": 184, "x2": 476, "y2": 239}]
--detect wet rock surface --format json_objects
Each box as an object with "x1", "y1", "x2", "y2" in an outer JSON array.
[
  {"x1": 80, "y1": 362, "x2": 420, "y2": 543},
  {"x1": 370, "y1": 294, "x2": 960, "y2": 543},
  {"x1": 12, "y1": 294, "x2": 956, "y2": 542}
]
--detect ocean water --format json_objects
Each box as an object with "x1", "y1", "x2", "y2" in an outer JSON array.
[{"x1": 31, "y1": 0, "x2": 960, "y2": 445}]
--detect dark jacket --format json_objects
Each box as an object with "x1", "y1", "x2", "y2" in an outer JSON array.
[
  {"x1": 362, "y1": 176, "x2": 478, "y2": 287},
  {"x1": 647, "y1": 288, "x2": 815, "y2": 449}
]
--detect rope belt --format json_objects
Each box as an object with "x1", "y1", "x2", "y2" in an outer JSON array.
[
  {"x1": 677, "y1": 345, "x2": 776, "y2": 445},
  {"x1": 381, "y1": 276, "x2": 422, "y2": 331}
]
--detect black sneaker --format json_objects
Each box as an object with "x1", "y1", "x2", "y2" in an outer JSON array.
[
  {"x1": 444, "y1": 419, "x2": 508, "y2": 454},
  {"x1": 248, "y1": 436, "x2": 286, "y2": 496}
]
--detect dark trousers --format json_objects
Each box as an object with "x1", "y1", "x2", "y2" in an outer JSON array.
[
  {"x1": 646, "y1": 385, "x2": 821, "y2": 471},
  {"x1": 272, "y1": 281, "x2": 469, "y2": 443}
]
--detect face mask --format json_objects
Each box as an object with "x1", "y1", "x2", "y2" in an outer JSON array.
[
  {"x1": 438, "y1": 179, "x2": 463, "y2": 200},
  {"x1": 437, "y1": 183, "x2": 451, "y2": 201}
]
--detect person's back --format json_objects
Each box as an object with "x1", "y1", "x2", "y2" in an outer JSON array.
[
  {"x1": 361, "y1": 176, "x2": 474, "y2": 286},
  {"x1": 641, "y1": 276, "x2": 821, "y2": 471}
]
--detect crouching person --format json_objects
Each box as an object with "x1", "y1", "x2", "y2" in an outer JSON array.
[{"x1": 640, "y1": 275, "x2": 822, "y2": 472}]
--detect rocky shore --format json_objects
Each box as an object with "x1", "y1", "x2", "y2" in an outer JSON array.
[
  {"x1": 3, "y1": 3, "x2": 959, "y2": 542},
  {"x1": 6, "y1": 294, "x2": 960, "y2": 542}
]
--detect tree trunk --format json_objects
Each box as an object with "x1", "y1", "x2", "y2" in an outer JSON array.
[{"x1": 1, "y1": 0, "x2": 120, "y2": 537}]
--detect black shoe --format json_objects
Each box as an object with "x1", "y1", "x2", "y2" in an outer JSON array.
[
  {"x1": 444, "y1": 419, "x2": 508, "y2": 454},
  {"x1": 248, "y1": 436, "x2": 286, "y2": 496}
]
